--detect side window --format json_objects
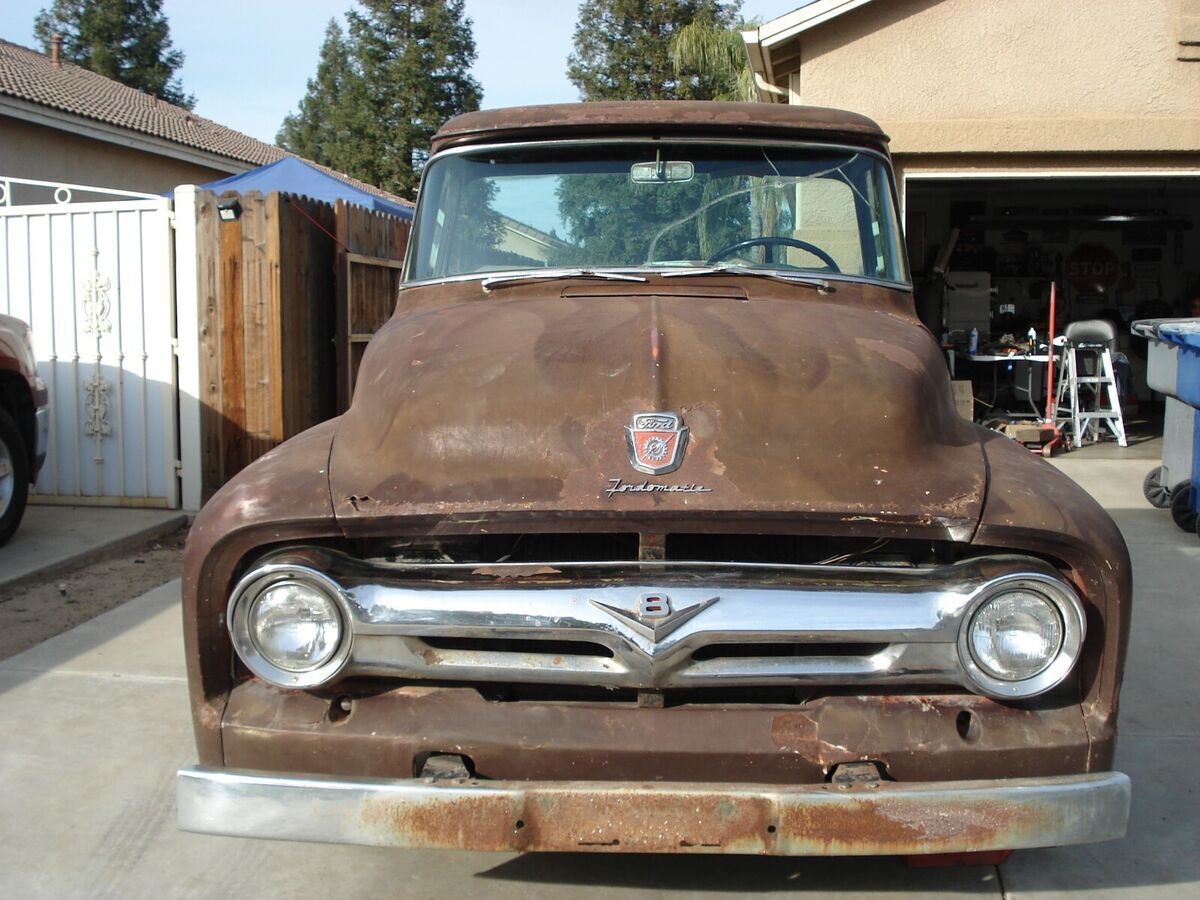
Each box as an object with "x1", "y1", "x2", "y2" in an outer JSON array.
[
  {"x1": 868, "y1": 164, "x2": 906, "y2": 282},
  {"x1": 421, "y1": 168, "x2": 462, "y2": 279}
]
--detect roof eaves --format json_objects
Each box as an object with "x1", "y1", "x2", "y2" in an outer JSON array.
[
  {"x1": 0, "y1": 93, "x2": 263, "y2": 173},
  {"x1": 0, "y1": 37, "x2": 283, "y2": 167},
  {"x1": 742, "y1": 0, "x2": 880, "y2": 102},
  {"x1": 740, "y1": 31, "x2": 788, "y2": 103},
  {"x1": 755, "y1": 0, "x2": 878, "y2": 48}
]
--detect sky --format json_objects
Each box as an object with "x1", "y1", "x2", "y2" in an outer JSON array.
[{"x1": 1, "y1": 1, "x2": 801, "y2": 144}]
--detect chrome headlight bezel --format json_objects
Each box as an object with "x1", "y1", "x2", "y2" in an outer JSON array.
[
  {"x1": 957, "y1": 574, "x2": 1086, "y2": 699},
  {"x1": 228, "y1": 563, "x2": 352, "y2": 688}
]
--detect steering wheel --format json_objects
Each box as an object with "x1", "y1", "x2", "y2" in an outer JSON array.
[{"x1": 706, "y1": 236, "x2": 841, "y2": 273}]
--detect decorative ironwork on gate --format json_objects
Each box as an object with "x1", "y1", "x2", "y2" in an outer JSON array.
[
  {"x1": 0, "y1": 175, "x2": 180, "y2": 508},
  {"x1": 0, "y1": 175, "x2": 159, "y2": 207}
]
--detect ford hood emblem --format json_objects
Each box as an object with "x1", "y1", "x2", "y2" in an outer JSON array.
[{"x1": 625, "y1": 412, "x2": 689, "y2": 475}]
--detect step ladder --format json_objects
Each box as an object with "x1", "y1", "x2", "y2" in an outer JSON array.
[{"x1": 1054, "y1": 320, "x2": 1127, "y2": 447}]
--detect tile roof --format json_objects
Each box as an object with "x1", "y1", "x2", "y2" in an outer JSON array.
[{"x1": 0, "y1": 38, "x2": 410, "y2": 209}]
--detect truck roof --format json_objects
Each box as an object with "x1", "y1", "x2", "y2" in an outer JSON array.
[{"x1": 430, "y1": 101, "x2": 889, "y2": 155}]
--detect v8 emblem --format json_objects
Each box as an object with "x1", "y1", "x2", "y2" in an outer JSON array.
[
  {"x1": 591, "y1": 594, "x2": 719, "y2": 643},
  {"x1": 639, "y1": 594, "x2": 670, "y2": 618}
]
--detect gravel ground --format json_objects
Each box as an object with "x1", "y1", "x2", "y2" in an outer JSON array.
[{"x1": 0, "y1": 526, "x2": 187, "y2": 660}]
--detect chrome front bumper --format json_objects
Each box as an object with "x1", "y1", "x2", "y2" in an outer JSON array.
[{"x1": 177, "y1": 766, "x2": 1130, "y2": 855}]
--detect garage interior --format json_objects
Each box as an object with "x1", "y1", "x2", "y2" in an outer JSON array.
[{"x1": 905, "y1": 175, "x2": 1200, "y2": 440}]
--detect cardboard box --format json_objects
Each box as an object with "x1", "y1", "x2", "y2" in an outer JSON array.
[{"x1": 951, "y1": 380, "x2": 975, "y2": 421}]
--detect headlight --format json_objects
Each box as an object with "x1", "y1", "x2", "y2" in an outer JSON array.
[
  {"x1": 249, "y1": 581, "x2": 341, "y2": 672},
  {"x1": 969, "y1": 590, "x2": 1062, "y2": 680},
  {"x1": 228, "y1": 565, "x2": 351, "y2": 688},
  {"x1": 959, "y1": 578, "x2": 1085, "y2": 699}
]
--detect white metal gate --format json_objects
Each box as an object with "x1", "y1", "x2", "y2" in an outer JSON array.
[{"x1": 0, "y1": 177, "x2": 179, "y2": 508}]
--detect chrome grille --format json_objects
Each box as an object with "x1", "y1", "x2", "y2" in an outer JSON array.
[{"x1": 228, "y1": 551, "x2": 1086, "y2": 698}]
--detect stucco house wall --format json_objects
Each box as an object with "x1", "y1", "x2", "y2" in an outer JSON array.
[
  {"x1": 751, "y1": 0, "x2": 1200, "y2": 185},
  {"x1": 0, "y1": 115, "x2": 234, "y2": 199},
  {"x1": 745, "y1": 0, "x2": 1200, "y2": 346}
]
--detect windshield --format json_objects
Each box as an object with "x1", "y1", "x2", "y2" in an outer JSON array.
[{"x1": 405, "y1": 141, "x2": 908, "y2": 285}]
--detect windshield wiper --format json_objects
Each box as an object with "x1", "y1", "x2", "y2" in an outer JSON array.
[
  {"x1": 481, "y1": 269, "x2": 648, "y2": 291},
  {"x1": 661, "y1": 265, "x2": 835, "y2": 293}
]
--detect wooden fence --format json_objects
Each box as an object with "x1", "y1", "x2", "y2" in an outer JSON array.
[
  {"x1": 195, "y1": 190, "x2": 409, "y2": 499},
  {"x1": 335, "y1": 200, "x2": 411, "y2": 409}
]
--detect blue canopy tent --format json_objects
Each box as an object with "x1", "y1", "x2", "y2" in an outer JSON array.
[{"x1": 200, "y1": 156, "x2": 412, "y2": 220}]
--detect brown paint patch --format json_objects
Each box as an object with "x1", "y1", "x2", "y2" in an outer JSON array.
[
  {"x1": 771, "y1": 712, "x2": 819, "y2": 754},
  {"x1": 854, "y1": 336, "x2": 923, "y2": 372}
]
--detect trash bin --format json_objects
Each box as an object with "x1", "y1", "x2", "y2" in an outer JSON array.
[
  {"x1": 1134, "y1": 318, "x2": 1200, "y2": 400},
  {"x1": 1157, "y1": 322, "x2": 1200, "y2": 535},
  {"x1": 1159, "y1": 321, "x2": 1200, "y2": 406},
  {"x1": 1132, "y1": 318, "x2": 1200, "y2": 534}
]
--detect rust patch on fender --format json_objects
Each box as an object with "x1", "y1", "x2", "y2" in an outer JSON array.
[
  {"x1": 770, "y1": 712, "x2": 819, "y2": 753},
  {"x1": 770, "y1": 712, "x2": 856, "y2": 769}
]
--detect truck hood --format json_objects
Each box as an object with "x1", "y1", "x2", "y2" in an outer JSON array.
[{"x1": 329, "y1": 278, "x2": 986, "y2": 539}]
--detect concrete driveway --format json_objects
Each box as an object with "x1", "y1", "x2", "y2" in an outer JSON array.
[
  {"x1": 0, "y1": 453, "x2": 1195, "y2": 898},
  {"x1": 0, "y1": 505, "x2": 185, "y2": 590}
]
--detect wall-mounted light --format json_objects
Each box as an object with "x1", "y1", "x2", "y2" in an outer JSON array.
[{"x1": 217, "y1": 197, "x2": 242, "y2": 221}]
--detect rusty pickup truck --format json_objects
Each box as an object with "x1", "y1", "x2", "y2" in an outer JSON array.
[{"x1": 177, "y1": 102, "x2": 1131, "y2": 858}]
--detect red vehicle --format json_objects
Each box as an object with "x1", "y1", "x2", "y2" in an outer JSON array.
[{"x1": 0, "y1": 313, "x2": 48, "y2": 545}]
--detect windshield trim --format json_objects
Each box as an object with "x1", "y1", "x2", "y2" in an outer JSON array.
[
  {"x1": 421, "y1": 135, "x2": 896, "y2": 166},
  {"x1": 400, "y1": 266, "x2": 913, "y2": 294},
  {"x1": 403, "y1": 136, "x2": 910, "y2": 288}
]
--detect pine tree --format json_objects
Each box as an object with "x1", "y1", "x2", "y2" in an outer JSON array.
[
  {"x1": 350, "y1": 0, "x2": 481, "y2": 198},
  {"x1": 34, "y1": 0, "x2": 194, "y2": 108},
  {"x1": 558, "y1": 2, "x2": 747, "y2": 266},
  {"x1": 276, "y1": 21, "x2": 354, "y2": 165},
  {"x1": 278, "y1": 1, "x2": 481, "y2": 200},
  {"x1": 567, "y1": 0, "x2": 741, "y2": 101}
]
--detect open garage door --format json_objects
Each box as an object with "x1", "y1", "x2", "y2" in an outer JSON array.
[{"x1": 904, "y1": 174, "x2": 1200, "y2": 422}]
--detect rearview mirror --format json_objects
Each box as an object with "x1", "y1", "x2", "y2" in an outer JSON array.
[{"x1": 630, "y1": 160, "x2": 694, "y2": 184}]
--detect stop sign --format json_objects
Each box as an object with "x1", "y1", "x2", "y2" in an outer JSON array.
[{"x1": 1066, "y1": 243, "x2": 1119, "y2": 293}]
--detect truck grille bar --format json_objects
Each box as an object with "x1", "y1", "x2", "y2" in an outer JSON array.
[{"x1": 228, "y1": 552, "x2": 1085, "y2": 697}]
